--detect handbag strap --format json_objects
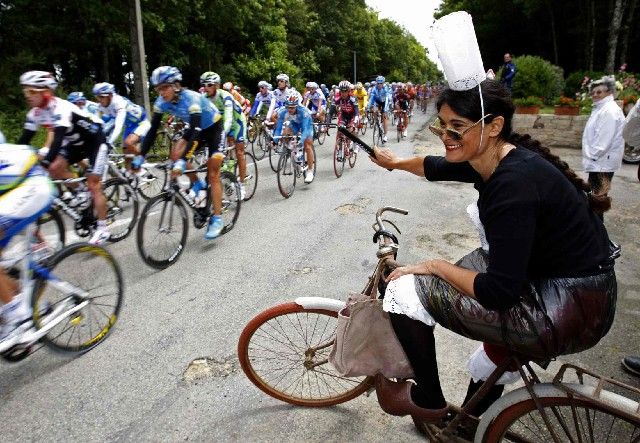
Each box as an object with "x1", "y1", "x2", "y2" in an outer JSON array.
[{"x1": 366, "y1": 262, "x2": 383, "y2": 299}]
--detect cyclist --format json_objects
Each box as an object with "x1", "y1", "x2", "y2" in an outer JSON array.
[
  {"x1": 0, "y1": 139, "x2": 55, "y2": 340},
  {"x1": 249, "y1": 80, "x2": 274, "y2": 118},
  {"x1": 67, "y1": 91, "x2": 100, "y2": 116},
  {"x1": 266, "y1": 73, "x2": 291, "y2": 124},
  {"x1": 394, "y1": 83, "x2": 411, "y2": 137},
  {"x1": 200, "y1": 72, "x2": 248, "y2": 201},
  {"x1": 222, "y1": 82, "x2": 251, "y2": 116},
  {"x1": 136, "y1": 66, "x2": 227, "y2": 240},
  {"x1": 406, "y1": 82, "x2": 417, "y2": 116},
  {"x1": 303, "y1": 81, "x2": 326, "y2": 127},
  {"x1": 17, "y1": 71, "x2": 111, "y2": 245},
  {"x1": 273, "y1": 91, "x2": 315, "y2": 184},
  {"x1": 367, "y1": 75, "x2": 391, "y2": 143},
  {"x1": 334, "y1": 80, "x2": 360, "y2": 158},
  {"x1": 353, "y1": 82, "x2": 368, "y2": 116},
  {"x1": 92, "y1": 82, "x2": 150, "y2": 172}
]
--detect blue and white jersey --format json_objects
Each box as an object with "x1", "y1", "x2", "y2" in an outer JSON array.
[
  {"x1": 367, "y1": 84, "x2": 392, "y2": 111},
  {"x1": 98, "y1": 94, "x2": 147, "y2": 144},
  {"x1": 267, "y1": 87, "x2": 291, "y2": 120},
  {"x1": 250, "y1": 90, "x2": 274, "y2": 117},
  {"x1": 153, "y1": 89, "x2": 220, "y2": 129},
  {"x1": 307, "y1": 90, "x2": 326, "y2": 110},
  {"x1": 274, "y1": 105, "x2": 313, "y2": 142}
]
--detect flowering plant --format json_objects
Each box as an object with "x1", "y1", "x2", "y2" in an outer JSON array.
[
  {"x1": 554, "y1": 96, "x2": 580, "y2": 107},
  {"x1": 513, "y1": 96, "x2": 544, "y2": 107}
]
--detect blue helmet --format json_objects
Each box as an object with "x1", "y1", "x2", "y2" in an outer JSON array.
[
  {"x1": 67, "y1": 91, "x2": 86, "y2": 103},
  {"x1": 150, "y1": 66, "x2": 182, "y2": 86},
  {"x1": 376, "y1": 75, "x2": 385, "y2": 84},
  {"x1": 92, "y1": 82, "x2": 115, "y2": 96}
]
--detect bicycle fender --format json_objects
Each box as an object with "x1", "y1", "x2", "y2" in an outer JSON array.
[{"x1": 294, "y1": 297, "x2": 345, "y2": 312}]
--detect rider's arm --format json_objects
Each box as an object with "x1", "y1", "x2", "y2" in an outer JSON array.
[
  {"x1": 222, "y1": 96, "x2": 233, "y2": 134},
  {"x1": 139, "y1": 112, "x2": 163, "y2": 156},
  {"x1": 266, "y1": 96, "x2": 277, "y2": 121},
  {"x1": 184, "y1": 113, "x2": 203, "y2": 151},
  {"x1": 250, "y1": 97, "x2": 260, "y2": 117},
  {"x1": 16, "y1": 129, "x2": 36, "y2": 145},
  {"x1": 300, "y1": 112, "x2": 314, "y2": 143},
  {"x1": 273, "y1": 111, "x2": 284, "y2": 139},
  {"x1": 108, "y1": 105, "x2": 127, "y2": 145},
  {"x1": 44, "y1": 126, "x2": 68, "y2": 164}
]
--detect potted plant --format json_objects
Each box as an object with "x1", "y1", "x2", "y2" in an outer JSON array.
[
  {"x1": 514, "y1": 96, "x2": 543, "y2": 114},
  {"x1": 554, "y1": 96, "x2": 580, "y2": 115}
]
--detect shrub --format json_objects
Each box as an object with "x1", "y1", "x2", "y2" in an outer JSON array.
[
  {"x1": 554, "y1": 96, "x2": 580, "y2": 107},
  {"x1": 513, "y1": 96, "x2": 544, "y2": 107},
  {"x1": 564, "y1": 70, "x2": 605, "y2": 97},
  {"x1": 510, "y1": 55, "x2": 564, "y2": 104}
]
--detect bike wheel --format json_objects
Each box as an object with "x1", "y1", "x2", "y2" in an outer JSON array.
[
  {"x1": 153, "y1": 130, "x2": 172, "y2": 160},
  {"x1": 31, "y1": 242, "x2": 123, "y2": 354},
  {"x1": 220, "y1": 171, "x2": 241, "y2": 234},
  {"x1": 36, "y1": 209, "x2": 66, "y2": 254},
  {"x1": 137, "y1": 191, "x2": 189, "y2": 269},
  {"x1": 333, "y1": 138, "x2": 346, "y2": 178},
  {"x1": 136, "y1": 164, "x2": 167, "y2": 200},
  {"x1": 376, "y1": 122, "x2": 384, "y2": 146},
  {"x1": 247, "y1": 119, "x2": 258, "y2": 144},
  {"x1": 359, "y1": 120, "x2": 367, "y2": 136},
  {"x1": 623, "y1": 144, "x2": 640, "y2": 164},
  {"x1": 479, "y1": 384, "x2": 640, "y2": 442},
  {"x1": 102, "y1": 178, "x2": 139, "y2": 242},
  {"x1": 236, "y1": 151, "x2": 258, "y2": 201},
  {"x1": 317, "y1": 126, "x2": 327, "y2": 145},
  {"x1": 277, "y1": 151, "x2": 296, "y2": 198},
  {"x1": 348, "y1": 144, "x2": 358, "y2": 168},
  {"x1": 396, "y1": 123, "x2": 401, "y2": 143},
  {"x1": 238, "y1": 302, "x2": 373, "y2": 407},
  {"x1": 269, "y1": 140, "x2": 281, "y2": 173}
]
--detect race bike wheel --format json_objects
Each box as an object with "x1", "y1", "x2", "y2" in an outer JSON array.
[
  {"x1": 136, "y1": 191, "x2": 189, "y2": 269},
  {"x1": 333, "y1": 137, "x2": 346, "y2": 178},
  {"x1": 359, "y1": 120, "x2": 367, "y2": 136},
  {"x1": 348, "y1": 143, "x2": 358, "y2": 168},
  {"x1": 235, "y1": 151, "x2": 258, "y2": 201},
  {"x1": 247, "y1": 118, "x2": 258, "y2": 144},
  {"x1": 317, "y1": 124, "x2": 327, "y2": 145},
  {"x1": 397, "y1": 121, "x2": 402, "y2": 143},
  {"x1": 220, "y1": 171, "x2": 241, "y2": 234},
  {"x1": 269, "y1": 140, "x2": 283, "y2": 173},
  {"x1": 136, "y1": 164, "x2": 167, "y2": 200},
  {"x1": 277, "y1": 150, "x2": 296, "y2": 198},
  {"x1": 102, "y1": 178, "x2": 139, "y2": 243},
  {"x1": 35, "y1": 209, "x2": 66, "y2": 255},
  {"x1": 31, "y1": 242, "x2": 124, "y2": 354},
  {"x1": 238, "y1": 302, "x2": 373, "y2": 407}
]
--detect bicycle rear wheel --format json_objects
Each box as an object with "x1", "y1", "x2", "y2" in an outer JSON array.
[
  {"x1": 238, "y1": 302, "x2": 373, "y2": 407},
  {"x1": 31, "y1": 242, "x2": 123, "y2": 354},
  {"x1": 333, "y1": 137, "x2": 346, "y2": 178},
  {"x1": 220, "y1": 171, "x2": 241, "y2": 234},
  {"x1": 103, "y1": 178, "x2": 139, "y2": 242},
  {"x1": 137, "y1": 191, "x2": 189, "y2": 269},
  {"x1": 136, "y1": 164, "x2": 167, "y2": 200},
  {"x1": 277, "y1": 151, "x2": 296, "y2": 198},
  {"x1": 236, "y1": 151, "x2": 258, "y2": 201},
  {"x1": 479, "y1": 384, "x2": 640, "y2": 442},
  {"x1": 359, "y1": 120, "x2": 367, "y2": 136}
]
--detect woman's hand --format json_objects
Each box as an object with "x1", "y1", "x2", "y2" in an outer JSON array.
[
  {"x1": 385, "y1": 260, "x2": 441, "y2": 282},
  {"x1": 369, "y1": 147, "x2": 399, "y2": 170}
]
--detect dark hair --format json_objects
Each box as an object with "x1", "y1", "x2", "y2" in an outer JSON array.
[{"x1": 436, "y1": 80, "x2": 610, "y2": 214}]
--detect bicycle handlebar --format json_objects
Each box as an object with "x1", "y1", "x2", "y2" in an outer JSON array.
[{"x1": 374, "y1": 206, "x2": 408, "y2": 239}]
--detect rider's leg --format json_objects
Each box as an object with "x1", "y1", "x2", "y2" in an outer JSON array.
[
  {"x1": 303, "y1": 138, "x2": 314, "y2": 171},
  {"x1": 388, "y1": 312, "x2": 447, "y2": 410},
  {"x1": 207, "y1": 155, "x2": 224, "y2": 216}
]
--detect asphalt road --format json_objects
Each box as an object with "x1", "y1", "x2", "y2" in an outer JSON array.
[{"x1": 1, "y1": 106, "x2": 638, "y2": 442}]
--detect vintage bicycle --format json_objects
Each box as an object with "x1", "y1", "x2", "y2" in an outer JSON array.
[{"x1": 238, "y1": 206, "x2": 639, "y2": 442}]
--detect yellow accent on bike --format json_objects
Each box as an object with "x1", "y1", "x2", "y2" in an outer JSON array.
[{"x1": 82, "y1": 315, "x2": 117, "y2": 346}]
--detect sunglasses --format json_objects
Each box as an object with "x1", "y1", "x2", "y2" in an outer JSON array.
[
  {"x1": 428, "y1": 114, "x2": 493, "y2": 141},
  {"x1": 22, "y1": 87, "x2": 45, "y2": 96},
  {"x1": 202, "y1": 83, "x2": 217, "y2": 88}
]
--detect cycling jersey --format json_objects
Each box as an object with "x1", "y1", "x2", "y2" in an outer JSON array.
[
  {"x1": 353, "y1": 88, "x2": 368, "y2": 112},
  {"x1": 97, "y1": 94, "x2": 149, "y2": 144},
  {"x1": 305, "y1": 90, "x2": 326, "y2": 114},
  {"x1": 274, "y1": 105, "x2": 313, "y2": 143},
  {"x1": 250, "y1": 90, "x2": 274, "y2": 117},
  {"x1": 207, "y1": 89, "x2": 244, "y2": 135},
  {"x1": 0, "y1": 145, "x2": 55, "y2": 248},
  {"x1": 18, "y1": 97, "x2": 107, "y2": 174},
  {"x1": 335, "y1": 96, "x2": 360, "y2": 126},
  {"x1": 267, "y1": 87, "x2": 290, "y2": 120},
  {"x1": 368, "y1": 85, "x2": 391, "y2": 112}
]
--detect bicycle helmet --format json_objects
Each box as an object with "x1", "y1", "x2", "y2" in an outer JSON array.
[
  {"x1": 376, "y1": 75, "x2": 385, "y2": 84},
  {"x1": 150, "y1": 66, "x2": 182, "y2": 86},
  {"x1": 284, "y1": 91, "x2": 300, "y2": 107},
  {"x1": 200, "y1": 71, "x2": 221, "y2": 85},
  {"x1": 305, "y1": 81, "x2": 318, "y2": 89},
  {"x1": 276, "y1": 73, "x2": 289, "y2": 84},
  {"x1": 365, "y1": 82, "x2": 370, "y2": 88},
  {"x1": 222, "y1": 81, "x2": 233, "y2": 91},
  {"x1": 67, "y1": 91, "x2": 86, "y2": 103},
  {"x1": 20, "y1": 71, "x2": 57, "y2": 90},
  {"x1": 257, "y1": 80, "x2": 269, "y2": 88},
  {"x1": 320, "y1": 83, "x2": 326, "y2": 89},
  {"x1": 356, "y1": 82, "x2": 363, "y2": 89},
  {"x1": 338, "y1": 80, "x2": 350, "y2": 91},
  {"x1": 0, "y1": 129, "x2": 5, "y2": 144},
  {"x1": 92, "y1": 82, "x2": 115, "y2": 96},
  {"x1": 234, "y1": 85, "x2": 241, "y2": 92}
]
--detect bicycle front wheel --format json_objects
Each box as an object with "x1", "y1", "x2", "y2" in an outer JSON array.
[
  {"x1": 348, "y1": 144, "x2": 358, "y2": 168},
  {"x1": 238, "y1": 302, "x2": 373, "y2": 407},
  {"x1": 31, "y1": 242, "x2": 124, "y2": 354},
  {"x1": 236, "y1": 151, "x2": 258, "y2": 201},
  {"x1": 333, "y1": 138, "x2": 346, "y2": 178},
  {"x1": 479, "y1": 384, "x2": 640, "y2": 442},
  {"x1": 317, "y1": 126, "x2": 327, "y2": 145},
  {"x1": 137, "y1": 164, "x2": 167, "y2": 200},
  {"x1": 137, "y1": 191, "x2": 189, "y2": 269},
  {"x1": 103, "y1": 178, "x2": 139, "y2": 242},
  {"x1": 220, "y1": 171, "x2": 241, "y2": 234},
  {"x1": 277, "y1": 151, "x2": 296, "y2": 198},
  {"x1": 268, "y1": 140, "x2": 281, "y2": 173}
]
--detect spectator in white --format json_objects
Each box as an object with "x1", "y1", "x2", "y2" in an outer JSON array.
[{"x1": 582, "y1": 75, "x2": 625, "y2": 220}]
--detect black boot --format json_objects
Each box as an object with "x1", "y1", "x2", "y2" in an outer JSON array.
[{"x1": 461, "y1": 378, "x2": 505, "y2": 417}]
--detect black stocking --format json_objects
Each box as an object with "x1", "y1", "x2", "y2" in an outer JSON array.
[
  {"x1": 461, "y1": 378, "x2": 505, "y2": 417},
  {"x1": 388, "y1": 312, "x2": 447, "y2": 409}
]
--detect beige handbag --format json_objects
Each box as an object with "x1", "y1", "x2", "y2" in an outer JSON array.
[{"x1": 329, "y1": 272, "x2": 414, "y2": 378}]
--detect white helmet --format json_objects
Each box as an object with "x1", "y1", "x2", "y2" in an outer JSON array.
[
  {"x1": 305, "y1": 81, "x2": 318, "y2": 89},
  {"x1": 257, "y1": 80, "x2": 269, "y2": 88},
  {"x1": 276, "y1": 73, "x2": 289, "y2": 84},
  {"x1": 20, "y1": 70, "x2": 57, "y2": 90}
]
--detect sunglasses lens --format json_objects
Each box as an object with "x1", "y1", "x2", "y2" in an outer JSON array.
[
  {"x1": 447, "y1": 129, "x2": 463, "y2": 141},
  {"x1": 428, "y1": 125, "x2": 444, "y2": 137}
]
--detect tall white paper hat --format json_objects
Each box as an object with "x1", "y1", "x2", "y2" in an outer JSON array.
[{"x1": 432, "y1": 11, "x2": 486, "y2": 91}]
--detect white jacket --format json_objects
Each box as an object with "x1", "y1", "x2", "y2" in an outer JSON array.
[
  {"x1": 623, "y1": 100, "x2": 640, "y2": 147},
  {"x1": 582, "y1": 95, "x2": 625, "y2": 172}
]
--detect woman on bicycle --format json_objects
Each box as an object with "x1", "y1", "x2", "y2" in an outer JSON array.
[{"x1": 369, "y1": 79, "x2": 617, "y2": 424}]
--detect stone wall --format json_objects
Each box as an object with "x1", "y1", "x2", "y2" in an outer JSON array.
[{"x1": 512, "y1": 114, "x2": 587, "y2": 149}]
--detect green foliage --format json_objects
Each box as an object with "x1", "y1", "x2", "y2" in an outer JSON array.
[
  {"x1": 513, "y1": 96, "x2": 544, "y2": 107},
  {"x1": 564, "y1": 71, "x2": 605, "y2": 97},
  {"x1": 510, "y1": 55, "x2": 563, "y2": 104}
]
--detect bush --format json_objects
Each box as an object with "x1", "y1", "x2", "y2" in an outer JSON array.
[
  {"x1": 513, "y1": 96, "x2": 544, "y2": 107},
  {"x1": 510, "y1": 55, "x2": 564, "y2": 104},
  {"x1": 564, "y1": 70, "x2": 605, "y2": 97}
]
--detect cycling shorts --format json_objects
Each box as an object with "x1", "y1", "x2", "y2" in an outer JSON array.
[
  {"x1": 397, "y1": 100, "x2": 410, "y2": 111},
  {"x1": 59, "y1": 140, "x2": 109, "y2": 177},
  {"x1": 230, "y1": 116, "x2": 247, "y2": 144},
  {"x1": 0, "y1": 167, "x2": 54, "y2": 249},
  {"x1": 124, "y1": 120, "x2": 151, "y2": 140},
  {"x1": 185, "y1": 120, "x2": 225, "y2": 160},
  {"x1": 375, "y1": 100, "x2": 387, "y2": 113},
  {"x1": 338, "y1": 113, "x2": 359, "y2": 127}
]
